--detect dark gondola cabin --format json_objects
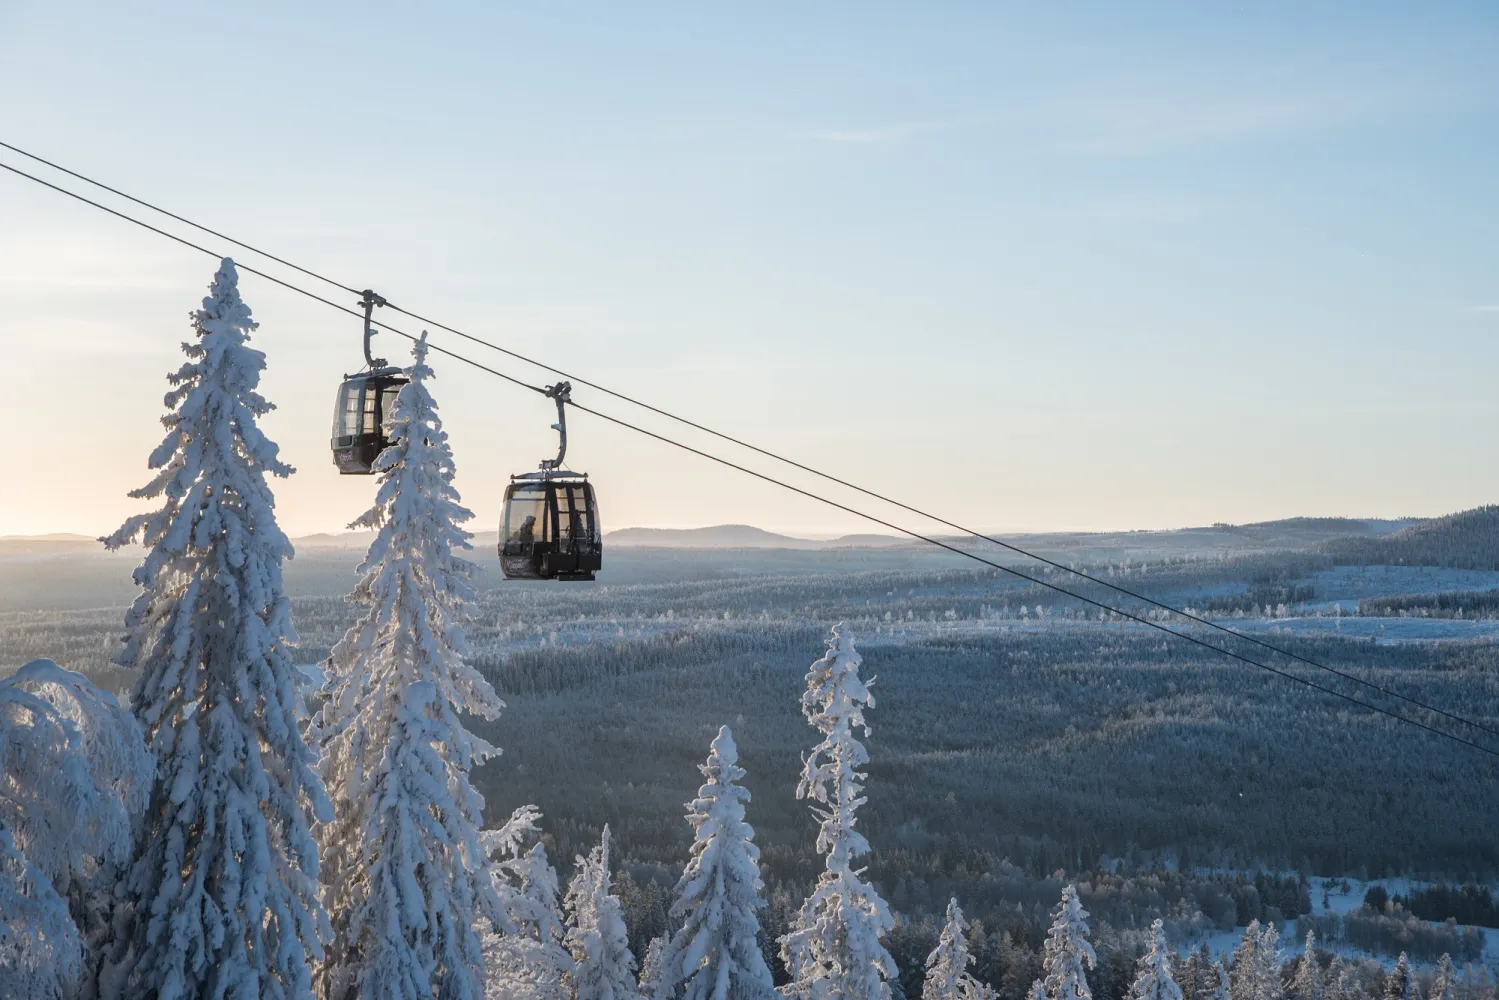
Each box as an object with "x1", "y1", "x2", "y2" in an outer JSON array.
[
  {"x1": 331, "y1": 289, "x2": 407, "y2": 475},
  {"x1": 498, "y1": 380, "x2": 602, "y2": 580},
  {"x1": 331, "y1": 371, "x2": 408, "y2": 474},
  {"x1": 499, "y1": 475, "x2": 601, "y2": 581}
]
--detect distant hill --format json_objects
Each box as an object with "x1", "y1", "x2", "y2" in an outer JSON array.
[
  {"x1": 606, "y1": 525, "x2": 821, "y2": 549},
  {"x1": 824, "y1": 533, "x2": 915, "y2": 549},
  {"x1": 1320, "y1": 505, "x2": 1499, "y2": 569},
  {"x1": 0, "y1": 533, "x2": 96, "y2": 542},
  {"x1": 604, "y1": 525, "x2": 913, "y2": 550},
  {"x1": 1239, "y1": 516, "x2": 1378, "y2": 533},
  {"x1": 291, "y1": 531, "x2": 374, "y2": 550},
  {"x1": 0, "y1": 534, "x2": 102, "y2": 556},
  {"x1": 291, "y1": 529, "x2": 500, "y2": 551}
]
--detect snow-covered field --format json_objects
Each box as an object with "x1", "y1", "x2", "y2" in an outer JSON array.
[
  {"x1": 1187, "y1": 876, "x2": 1499, "y2": 970},
  {"x1": 1225, "y1": 616, "x2": 1499, "y2": 643},
  {"x1": 1305, "y1": 567, "x2": 1499, "y2": 602}
]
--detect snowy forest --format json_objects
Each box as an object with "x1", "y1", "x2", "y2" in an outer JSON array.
[{"x1": 6, "y1": 261, "x2": 1499, "y2": 1000}]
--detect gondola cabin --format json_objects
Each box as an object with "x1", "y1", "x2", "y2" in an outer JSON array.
[
  {"x1": 331, "y1": 370, "x2": 408, "y2": 474},
  {"x1": 499, "y1": 474, "x2": 601, "y2": 581}
]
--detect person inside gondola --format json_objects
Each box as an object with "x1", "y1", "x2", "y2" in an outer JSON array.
[{"x1": 518, "y1": 514, "x2": 536, "y2": 546}]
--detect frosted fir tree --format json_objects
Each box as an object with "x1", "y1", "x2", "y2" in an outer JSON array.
[
  {"x1": 1130, "y1": 920, "x2": 1183, "y2": 1000},
  {"x1": 1180, "y1": 944, "x2": 1220, "y2": 1000},
  {"x1": 101, "y1": 258, "x2": 331, "y2": 1000},
  {"x1": 1382, "y1": 956, "x2": 1412, "y2": 1000},
  {"x1": 1291, "y1": 931, "x2": 1322, "y2": 1000},
  {"x1": 923, "y1": 899, "x2": 994, "y2": 1000},
  {"x1": 0, "y1": 660, "x2": 152, "y2": 1000},
  {"x1": 312, "y1": 332, "x2": 506, "y2": 1000},
  {"x1": 1036, "y1": 885, "x2": 1096, "y2": 1000},
  {"x1": 653, "y1": 726, "x2": 775, "y2": 1000},
  {"x1": 779, "y1": 627, "x2": 897, "y2": 1000},
  {"x1": 483, "y1": 806, "x2": 572, "y2": 1000},
  {"x1": 565, "y1": 827, "x2": 640, "y2": 1000},
  {"x1": 1430, "y1": 955, "x2": 1456, "y2": 1000},
  {"x1": 1213, "y1": 963, "x2": 1233, "y2": 1000},
  {"x1": 638, "y1": 938, "x2": 669, "y2": 999},
  {"x1": 1229, "y1": 922, "x2": 1282, "y2": 1000},
  {"x1": 1320, "y1": 960, "x2": 1344, "y2": 1000}
]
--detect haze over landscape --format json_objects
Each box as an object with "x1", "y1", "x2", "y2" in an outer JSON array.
[
  {"x1": 4, "y1": 4, "x2": 1498, "y2": 539},
  {"x1": 4, "y1": 4, "x2": 1499, "y2": 1000}
]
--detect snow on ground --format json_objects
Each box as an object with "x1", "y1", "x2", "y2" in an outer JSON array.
[
  {"x1": 1306, "y1": 566, "x2": 1499, "y2": 602},
  {"x1": 1183, "y1": 877, "x2": 1499, "y2": 970},
  {"x1": 1224, "y1": 616, "x2": 1499, "y2": 643},
  {"x1": 480, "y1": 612, "x2": 1499, "y2": 661}
]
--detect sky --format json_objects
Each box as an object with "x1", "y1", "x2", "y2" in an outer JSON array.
[{"x1": 1, "y1": 2, "x2": 1496, "y2": 539}]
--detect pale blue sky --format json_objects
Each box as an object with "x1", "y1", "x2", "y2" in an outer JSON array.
[{"x1": 1, "y1": 3, "x2": 1496, "y2": 537}]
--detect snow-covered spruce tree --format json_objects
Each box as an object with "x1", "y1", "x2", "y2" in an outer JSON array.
[
  {"x1": 482, "y1": 806, "x2": 572, "y2": 1000},
  {"x1": 1213, "y1": 962, "x2": 1232, "y2": 1000},
  {"x1": 1130, "y1": 920, "x2": 1183, "y2": 1000},
  {"x1": 923, "y1": 898, "x2": 993, "y2": 1000},
  {"x1": 312, "y1": 332, "x2": 506, "y2": 1000},
  {"x1": 565, "y1": 826, "x2": 640, "y2": 1000},
  {"x1": 1178, "y1": 945, "x2": 1215, "y2": 1000},
  {"x1": 1382, "y1": 956, "x2": 1412, "y2": 1000},
  {"x1": 1320, "y1": 960, "x2": 1343, "y2": 1000},
  {"x1": 102, "y1": 258, "x2": 331, "y2": 1000},
  {"x1": 0, "y1": 659, "x2": 152, "y2": 999},
  {"x1": 1290, "y1": 931, "x2": 1322, "y2": 1000},
  {"x1": 1430, "y1": 955, "x2": 1456, "y2": 1000},
  {"x1": 653, "y1": 725, "x2": 774, "y2": 1000},
  {"x1": 1036, "y1": 885, "x2": 1096, "y2": 1000},
  {"x1": 778, "y1": 626, "x2": 897, "y2": 1000},
  {"x1": 1229, "y1": 922, "x2": 1282, "y2": 1000},
  {"x1": 638, "y1": 938, "x2": 668, "y2": 999}
]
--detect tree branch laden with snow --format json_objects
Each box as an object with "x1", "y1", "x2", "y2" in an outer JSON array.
[
  {"x1": 0, "y1": 659, "x2": 151, "y2": 999},
  {"x1": 482, "y1": 806, "x2": 572, "y2": 1000}
]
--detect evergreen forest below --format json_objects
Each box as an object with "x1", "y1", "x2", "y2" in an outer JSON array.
[{"x1": 8, "y1": 506, "x2": 1499, "y2": 991}]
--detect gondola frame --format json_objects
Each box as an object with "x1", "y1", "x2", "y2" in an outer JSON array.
[
  {"x1": 330, "y1": 370, "x2": 409, "y2": 475},
  {"x1": 499, "y1": 475, "x2": 602, "y2": 581}
]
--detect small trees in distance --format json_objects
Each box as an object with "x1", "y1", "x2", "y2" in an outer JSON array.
[{"x1": 653, "y1": 725, "x2": 774, "y2": 1000}]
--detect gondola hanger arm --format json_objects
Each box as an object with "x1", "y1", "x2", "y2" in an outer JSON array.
[
  {"x1": 359, "y1": 288, "x2": 389, "y2": 370},
  {"x1": 540, "y1": 381, "x2": 572, "y2": 470}
]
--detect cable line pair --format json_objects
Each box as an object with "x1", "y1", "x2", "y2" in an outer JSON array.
[{"x1": 2, "y1": 141, "x2": 1494, "y2": 758}]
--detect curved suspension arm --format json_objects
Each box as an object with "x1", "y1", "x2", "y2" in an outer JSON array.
[
  {"x1": 540, "y1": 381, "x2": 571, "y2": 470},
  {"x1": 359, "y1": 288, "x2": 389, "y2": 369}
]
